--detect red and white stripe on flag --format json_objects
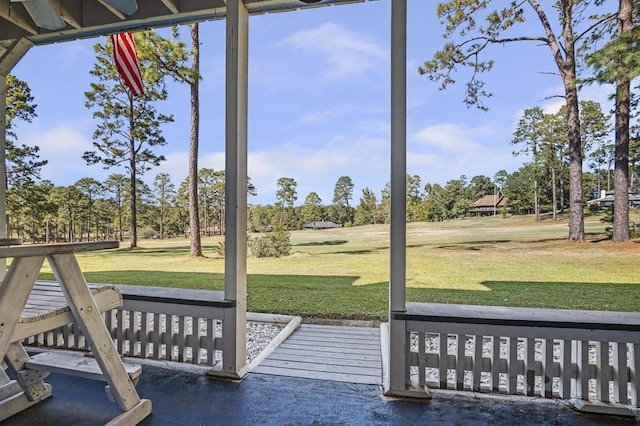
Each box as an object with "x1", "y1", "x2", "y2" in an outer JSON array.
[{"x1": 110, "y1": 32, "x2": 144, "y2": 97}]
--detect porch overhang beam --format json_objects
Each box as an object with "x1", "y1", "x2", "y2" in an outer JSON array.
[{"x1": 0, "y1": 0, "x2": 373, "y2": 48}]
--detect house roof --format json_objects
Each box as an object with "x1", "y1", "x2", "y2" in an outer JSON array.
[
  {"x1": 304, "y1": 220, "x2": 340, "y2": 228},
  {"x1": 472, "y1": 194, "x2": 505, "y2": 208},
  {"x1": 587, "y1": 193, "x2": 640, "y2": 205},
  {"x1": 0, "y1": 0, "x2": 371, "y2": 56}
]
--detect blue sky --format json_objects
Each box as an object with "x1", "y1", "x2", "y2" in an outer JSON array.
[{"x1": 12, "y1": 1, "x2": 614, "y2": 205}]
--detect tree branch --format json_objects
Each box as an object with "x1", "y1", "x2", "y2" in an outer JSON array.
[
  {"x1": 488, "y1": 36, "x2": 549, "y2": 44},
  {"x1": 575, "y1": 12, "x2": 617, "y2": 42}
]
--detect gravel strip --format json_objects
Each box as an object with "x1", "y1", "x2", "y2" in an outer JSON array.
[{"x1": 245, "y1": 321, "x2": 286, "y2": 363}]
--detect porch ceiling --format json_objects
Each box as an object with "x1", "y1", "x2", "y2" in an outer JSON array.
[{"x1": 0, "y1": 0, "x2": 371, "y2": 54}]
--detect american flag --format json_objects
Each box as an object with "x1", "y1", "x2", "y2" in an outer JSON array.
[{"x1": 110, "y1": 33, "x2": 144, "y2": 97}]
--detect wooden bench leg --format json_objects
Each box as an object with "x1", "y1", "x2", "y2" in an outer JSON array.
[
  {"x1": 105, "y1": 399, "x2": 152, "y2": 426},
  {"x1": 49, "y1": 253, "x2": 151, "y2": 424},
  {"x1": 0, "y1": 386, "x2": 53, "y2": 422},
  {"x1": 0, "y1": 344, "x2": 52, "y2": 422},
  {"x1": 4, "y1": 343, "x2": 50, "y2": 401}
]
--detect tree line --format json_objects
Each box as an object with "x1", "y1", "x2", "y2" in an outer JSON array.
[{"x1": 5, "y1": 131, "x2": 639, "y2": 243}]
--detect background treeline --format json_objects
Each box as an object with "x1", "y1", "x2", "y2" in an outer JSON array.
[{"x1": 8, "y1": 146, "x2": 638, "y2": 243}]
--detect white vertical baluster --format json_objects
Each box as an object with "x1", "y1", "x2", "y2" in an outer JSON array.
[
  {"x1": 192, "y1": 317, "x2": 202, "y2": 365},
  {"x1": 491, "y1": 336, "x2": 501, "y2": 393},
  {"x1": 525, "y1": 338, "x2": 535, "y2": 396},
  {"x1": 439, "y1": 333, "x2": 447, "y2": 389},
  {"x1": 542, "y1": 339, "x2": 553, "y2": 398},
  {"x1": 456, "y1": 334, "x2": 465, "y2": 390},
  {"x1": 596, "y1": 341, "x2": 610, "y2": 403},
  {"x1": 507, "y1": 337, "x2": 517, "y2": 394},
  {"x1": 151, "y1": 313, "x2": 161, "y2": 359},
  {"x1": 416, "y1": 332, "x2": 425, "y2": 386},
  {"x1": 560, "y1": 339, "x2": 571, "y2": 399},
  {"x1": 472, "y1": 335, "x2": 483, "y2": 392},
  {"x1": 612, "y1": 342, "x2": 627, "y2": 404},
  {"x1": 177, "y1": 315, "x2": 187, "y2": 362}
]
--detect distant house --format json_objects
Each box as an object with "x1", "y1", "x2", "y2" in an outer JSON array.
[
  {"x1": 303, "y1": 220, "x2": 341, "y2": 230},
  {"x1": 587, "y1": 190, "x2": 640, "y2": 208},
  {"x1": 468, "y1": 194, "x2": 506, "y2": 217}
]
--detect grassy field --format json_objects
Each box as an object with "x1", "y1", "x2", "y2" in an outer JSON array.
[{"x1": 37, "y1": 213, "x2": 640, "y2": 320}]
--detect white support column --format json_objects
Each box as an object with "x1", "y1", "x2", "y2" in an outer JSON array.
[
  {"x1": 219, "y1": 0, "x2": 249, "y2": 379},
  {"x1": 386, "y1": 0, "x2": 428, "y2": 398},
  {"x1": 0, "y1": 38, "x2": 32, "y2": 281}
]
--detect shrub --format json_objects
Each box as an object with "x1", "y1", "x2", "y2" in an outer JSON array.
[
  {"x1": 140, "y1": 227, "x2": 157, "y2": 239},
  {"x1": 212, "y1": 241, "x2": 225, "y2": 256},
  {"x1": 248, "y1": 228, "x2": 291, "y2": 258}
]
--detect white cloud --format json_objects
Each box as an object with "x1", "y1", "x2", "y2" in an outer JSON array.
[
  {"x1": 408, "y1": 123, "x2": 520, "y2": 182},
  {"x1": 22, "y1": 125, "x2": 89, "y2": 156},
  {"x1": 281, "y1": 22, "x2": 387, "y2": 79},
  {"x1": 20, "y1": 124, "x2": 96, "y2": 184},
  {"x1": 153, "y1": 151, "x2": 226, "y2": 185},
  {"x1": 247, "y1": 133, "x2": 389, "y2": 203},
  {"x1": 542, "y1": 99, "x2": 566, "y2": 114},
  {"x1": 412, "y1": 123, "x2": 494, "y2": 154}
]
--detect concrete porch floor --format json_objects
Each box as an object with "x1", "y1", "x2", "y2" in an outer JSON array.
[{"x1": 3, "y1": 362, "x2": 638, "y2": 425}]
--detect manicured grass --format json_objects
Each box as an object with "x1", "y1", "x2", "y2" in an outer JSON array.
[{"x1": 36, "y1": 213, "x2": 640, "y2": 320}]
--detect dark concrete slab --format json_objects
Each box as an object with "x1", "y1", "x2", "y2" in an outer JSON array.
[{"x1": 3, "y1": 364, "x2": 638, "y2": 425}]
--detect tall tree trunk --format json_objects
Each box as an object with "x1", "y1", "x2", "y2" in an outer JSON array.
[
  {"x1": 189, "y1": 23, "x2": 203, "y2": 257},
  {"x1": 87, "y1": 200, "x2": 92, "y2": 241},
  {"x1": 129, "y1": 96, "x2": 138, "y2": 248},
  {"x1": 564, "y1": 77, "x2": 584, "y2": 241},
  {"x1": 551, "y1": 165, "x2": 557, "y2": 221},
  {"x1": 118, "y1": 199, "x2": 123, "y2": 241},
  {"x1": 530, "y1": 0, "x2": 584, "y2": 241},
  {"x1": 613, "y1": 0, "x2": 632, "y2": 243},
  {"x1": 559, "y1": 2, "x2": 584, "y2": 241},
  {"x1": 560, "y1": 173, "x2": 565, "y2": 212},
  {"x1": 534, "y1": 178, "x2": 540, "y2": 221}
]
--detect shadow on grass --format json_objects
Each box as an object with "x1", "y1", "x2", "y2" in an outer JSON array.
[
  {"x1": 38, "y1": 270, "x2": 387, "y2": 320},
  {"x1": 408, "y1": 280, "x2": 640, "y2": 312},
  {"x1": 37, "y1": 270, "x2": 640, "y2": 320},
  {"x1": 110, "y1": 244, "x2": 230, "y2": 256},
  {"x1": 294, "y1": 240, "x2": 348, "y2": 247},
  {"x1": 433, "y1": 237, "x2": 586, "y2": 251}
]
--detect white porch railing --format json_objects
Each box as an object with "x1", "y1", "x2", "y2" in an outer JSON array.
[
  {"x1": 23, "y1": 284, "x2": 233, "y2": 367},
  {"x1": 391, "y1": 302, "x2": 640, "y2": 413}
]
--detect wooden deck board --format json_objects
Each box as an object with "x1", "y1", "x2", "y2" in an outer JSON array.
[
  {"x1": 278, "y1": 342, "x2": 378, "y2": 356},
  {"x1": 259, "y1": 359, "x2": 380, "y2": 376},
  {"x1": 292, "y1": 330, "x2": 379, "y2": 338},
  {"x1": 280, "y1": 339, "x2": 380, "y2": 351},
  {"x1": 252, "y1": 324, "x2": 381, "y2": 385},
  {"x1": 298, "y1": 325, "x2": 380, "y2": 336},
  {"x1": 269, "y1": 348, "x2": 381, "y2": 362},
  {"x1": 253, "y1": 366, "x2": 380, "y2": 385},
  {"x1": 266, "y1": 352, "x2": 380, "y2": 367}
]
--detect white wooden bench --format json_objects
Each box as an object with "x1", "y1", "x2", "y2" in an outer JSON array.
[{"x1": 0, "y1": 242, "x2": 151, "y2": 425}]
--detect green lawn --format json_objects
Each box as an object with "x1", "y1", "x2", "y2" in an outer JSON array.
[{"x1": 37, "y1": 213, "x2": 640, "y2": 320}]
